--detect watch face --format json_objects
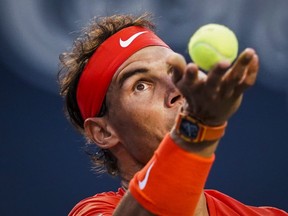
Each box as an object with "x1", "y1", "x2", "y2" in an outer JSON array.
[{"x1": 180, "y1": 118, "x2": 199, "y2": 139}]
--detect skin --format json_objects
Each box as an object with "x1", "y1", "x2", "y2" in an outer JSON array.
[{"x1": 84, "y1": 46, "x2": 259, "y2": 215}]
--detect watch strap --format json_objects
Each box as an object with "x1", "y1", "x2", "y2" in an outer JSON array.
[{"x1": 175, "y1": 113, "x2": 227, "y2": 143}]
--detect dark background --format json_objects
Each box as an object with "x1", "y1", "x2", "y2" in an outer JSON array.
[{"x1": 0, "y1": 0, "x2": 287, "y2": 215}]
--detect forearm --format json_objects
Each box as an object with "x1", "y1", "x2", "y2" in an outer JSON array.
[{"x1": 113, "y1": 133, "x2": 216, "y2": 216}]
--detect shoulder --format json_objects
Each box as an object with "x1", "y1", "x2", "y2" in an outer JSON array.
[
  {"x1": 68, "y1": 188, "x2": 125, "y2": 216},
  {"x1": 204, "y1": 190, "x2": 287, "y2": 216}
]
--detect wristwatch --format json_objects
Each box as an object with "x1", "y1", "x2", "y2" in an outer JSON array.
[{"x1": 175, "y1": 113, "x2": 227, "y2": 143}]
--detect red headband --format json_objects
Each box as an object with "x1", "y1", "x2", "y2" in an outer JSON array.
[{"x1": 76, "y1": 26, "x2": 170, "y2": 120}]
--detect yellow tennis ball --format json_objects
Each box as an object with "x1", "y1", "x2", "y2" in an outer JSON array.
[{"x1": 188, "y1": 23, "x2": 238, "y2": 71}]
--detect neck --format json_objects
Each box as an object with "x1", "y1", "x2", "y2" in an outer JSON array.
[
  {"x1": 118, "y1": 160, "x2": 143, "y2": 190},
  {"x1": 110, "y1": 144, "x2": 143, "y2": 190}
]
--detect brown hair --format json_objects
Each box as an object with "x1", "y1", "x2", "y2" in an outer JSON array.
[{"x1": 58, "y1": 13, "x2": 155, "y2": 175}]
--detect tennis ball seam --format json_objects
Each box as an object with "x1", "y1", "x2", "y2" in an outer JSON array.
[{"x1": 192, "y1": 42, "x2": 233, "y2": 60}]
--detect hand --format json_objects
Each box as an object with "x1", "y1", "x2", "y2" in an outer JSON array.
[{"x1": 167, "y1": 48, "x2": 259, "y2": 126}]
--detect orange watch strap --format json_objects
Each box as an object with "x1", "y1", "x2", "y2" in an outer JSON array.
[{"x1": 175, "y1": 113, "x2": 227, "y2": 143}]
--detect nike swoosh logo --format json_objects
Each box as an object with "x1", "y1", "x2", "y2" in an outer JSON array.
[
  {"x1": 138, "y1": 161, "x2": 155, "y2": 190},
  {"x1": 119, "y1": 31, "x2": 147, "y2": 48}
]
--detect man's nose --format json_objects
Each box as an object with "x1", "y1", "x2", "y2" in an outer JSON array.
[{"x1": 165, "y1": 86, "x2": 184, "y2": 108}]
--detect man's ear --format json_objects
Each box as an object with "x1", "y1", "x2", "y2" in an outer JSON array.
[{"x1": 84, "y1": 117, "x2": 119, "y2": 149}]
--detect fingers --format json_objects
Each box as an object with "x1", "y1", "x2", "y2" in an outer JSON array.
[
  {"x1": 241, "y1": 52, "x2": 259, "y2": 86},
  {"x1": 221, "y1": 48, "x2": 259, "y2": 98},
  {"x1": 167, "y1": 49, "x2": 259, "y2": 101},
  {"x1": 206, "y1": 61, "x2": 230, "y2": 90},
  {"x1": 230, "y1": 48, "x2": 256, "y2": 81},
  {"x1": 167, "y1": 53, "x2": 200, "y2": 87},
  {"x1": 233, "y1": 53, "x2": 259, "y2": 97},
  {"x1": 183, "y1": 63, "x2": 199, "y2": 84}
]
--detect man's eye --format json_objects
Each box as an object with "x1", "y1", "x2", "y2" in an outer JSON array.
[{"x1": 135, "y1": 82, "x2": 149, "y2": 92}]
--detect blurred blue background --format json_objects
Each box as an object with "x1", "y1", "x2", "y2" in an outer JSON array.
[{"x1": 0, "y1": 0, "x2": 287, "y2": 215}]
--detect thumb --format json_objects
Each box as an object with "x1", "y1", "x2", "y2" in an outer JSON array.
[{"x1": 167, "y1": 53, "x2": 186, "y2": 84}]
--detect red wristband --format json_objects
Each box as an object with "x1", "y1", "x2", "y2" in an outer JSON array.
[{"x1": 129, "y1": 134, "x2": 215, "y2": 215}]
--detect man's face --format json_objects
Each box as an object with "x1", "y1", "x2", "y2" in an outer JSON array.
[{"x1": 106, "y1": 46, "x2": 184, "y2": 164}]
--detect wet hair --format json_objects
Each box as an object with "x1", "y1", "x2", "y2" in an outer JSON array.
[{"x1": 58, "y1": 13, "x2": 155, "y2": 175}]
